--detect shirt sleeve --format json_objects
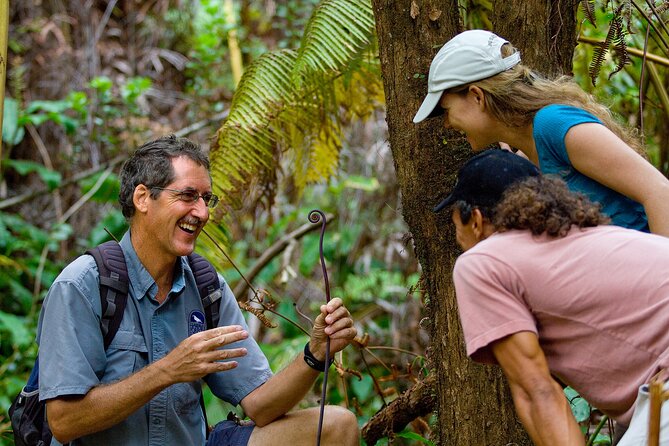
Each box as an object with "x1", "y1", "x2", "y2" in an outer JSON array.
[
  {"x1": 533, "y1": 104, "x2": 602, "y2": 171},
  {"x1": 38, "y1": 256, "x2": 107, "y2": 401},
  {"x1": 453, "y1": 252, "x2": 538, "y2": 364},
  {"x1": 204, "y1": 277, "x2": 273, "y2": 406}
]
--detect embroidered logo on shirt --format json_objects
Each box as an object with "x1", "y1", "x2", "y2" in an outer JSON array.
[{"x1": 188, "y1": 310, "x2": 206, "y2": 336}]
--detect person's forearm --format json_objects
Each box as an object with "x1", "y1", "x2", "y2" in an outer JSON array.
[
  {"x1": 512, "y1": 383, "x2": 584, "y2": 446},
  {"x1": 48, "y1": 325, "x2": 248, "y2": 442},
  {"x1": 243, "y1": 352, "x2": 321, "y2": 426},
  {"x1": 47, "y1": 359, "x2": 174, "y2": 443},
  {"x1": 645, "y1": 184, "x2": 669, "y2": 237}
]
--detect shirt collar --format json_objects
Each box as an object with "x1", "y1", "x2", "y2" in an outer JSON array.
[{"x1": 120, "y1": 231, "x2": 186, "y2": 301}]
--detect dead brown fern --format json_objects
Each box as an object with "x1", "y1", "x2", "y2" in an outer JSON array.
[
  {"x1": 652, "y1": 0, "x2": 669, "y2": 15},
  {"x1": 581, "y1": 0, "x2": 597, "y2": 26},
  {"x1": 609, "y1": 5, "x2": 633, "y2": 79},
  {"x1": 589, "y1": 3, "x2": 632, "y2": 85}
]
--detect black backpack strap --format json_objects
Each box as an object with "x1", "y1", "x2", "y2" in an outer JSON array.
[
  {"x1": 187, "y1": 253, "x2": 221, "y2": 438},
  {"x1": 187, "y1": 253, "x2": 221, "y2": 329},
  {"x1": 86, "y1": 241, "x2": 129, "y2": 350}
]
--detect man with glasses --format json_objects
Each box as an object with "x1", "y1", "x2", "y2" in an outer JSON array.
[{"x1": 36, "y1": 135, "x2": 359, "y2": 446}]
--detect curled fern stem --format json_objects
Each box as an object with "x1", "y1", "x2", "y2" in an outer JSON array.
[{"x1": 308, "y1": 209, "x2": 332, "y2": 446}]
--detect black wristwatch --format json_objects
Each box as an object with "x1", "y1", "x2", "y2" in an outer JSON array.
[{"x1": 303, "y1": 342, "x2": 334, "y2": 372}]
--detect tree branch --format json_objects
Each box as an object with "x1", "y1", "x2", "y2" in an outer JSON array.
[
  {"x1": 361, "y1": 373, "x2": 437, "y2": 446},
  {"x1": 232, "y1": 213, "x2": 334, "y2": 299},
  {"x1": 0, "y1": 109, "x2": 229, "y2": 211}
]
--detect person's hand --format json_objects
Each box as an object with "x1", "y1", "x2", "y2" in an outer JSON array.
[
  {"x1": 498, "y1": 142, "x2": 513, "y2": 152},
  {"x1": 159, "y1": 325, "x2": 249, "y2": 383},
  {"x1": 309, "y1": 297, "x2": 356, "y2": 361}
]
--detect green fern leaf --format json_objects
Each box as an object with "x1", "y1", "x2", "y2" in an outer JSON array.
[
  {"x1": 209, "y1": 0, "x2": 379, "y2": 241},
  {"x1": 293, "y1": 0, "x2": 375, "y2": 83}
]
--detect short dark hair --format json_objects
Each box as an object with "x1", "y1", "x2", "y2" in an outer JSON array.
[
  {"x1": 118, "y1": 135, "x2": 211, "y2": 219},
  {"x1": 454, "y1": 200, "x2": 494, "y2": 224}
]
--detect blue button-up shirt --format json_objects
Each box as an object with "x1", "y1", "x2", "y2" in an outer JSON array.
[{"x1": 37, "y1": 232, "x2": 272, "y2": 445}]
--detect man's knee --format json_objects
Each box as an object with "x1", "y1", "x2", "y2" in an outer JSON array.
[{"x1": 322, "y1": 406, "x2": 359, "y2": 444}]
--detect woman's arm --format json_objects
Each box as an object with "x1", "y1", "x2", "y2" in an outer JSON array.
[{"x1": 565, "y1": 123, "x2": 669, "y2": 236}]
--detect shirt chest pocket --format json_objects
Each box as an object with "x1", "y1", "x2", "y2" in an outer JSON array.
[
  {"x1": 172, "y1": 382, "x2": 201, "y2": 415},
  {"x1": 103, "y1": 330, "x2": 149, "y2": 383}
]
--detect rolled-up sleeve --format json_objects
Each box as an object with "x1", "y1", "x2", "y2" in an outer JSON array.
[{"x1": 38, "y1": 256, "x2": 107, "y2": 401}]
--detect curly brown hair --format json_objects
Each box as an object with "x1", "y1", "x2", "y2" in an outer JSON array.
[{"x1": 493, "y1": 176, "x2": 610, "y2": 237}]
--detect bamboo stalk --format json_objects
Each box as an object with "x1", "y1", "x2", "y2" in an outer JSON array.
[
  {"x1": 648, "y1": 370, "x2": 669, "y2": 446},
  {"x1": 578, "y1": 35, "x2": 669, "y2": 68},
  {"x1": 0, "y1": 0, "x2": 9, "y2": 171},
  {"x1": 224, "y1": 0, "x2": 243, "y2": 86}
]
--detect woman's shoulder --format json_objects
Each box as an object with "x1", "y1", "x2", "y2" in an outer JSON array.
[
  {"x1": 536, "y1": 104, "x2": 601, "y2": 122},
  {"x1": 534, "y1": 104, "x2": 602, "y2": 137}
]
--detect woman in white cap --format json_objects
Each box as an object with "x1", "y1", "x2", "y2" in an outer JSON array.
[{"x1": 414, "y1": 29, "x2": 669, "y2": 236}]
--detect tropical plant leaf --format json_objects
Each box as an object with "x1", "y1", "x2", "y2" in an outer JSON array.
[
  {"x1": 209, "y1": 0, "x2": 379, "y2": 244},
  {"x1": 211, "y1": 49, "x2": 299, "y2": 211},
  {"x1": 292, "y1": 0, "x2": 375, "y2": 83}
]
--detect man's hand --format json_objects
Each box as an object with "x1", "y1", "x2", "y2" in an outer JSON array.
[
  {"x1": 309, "y1": 297, "x2": 357, "y2": 361},
  {"x1": 159, "y1": 325, "x2": 249, "y2": 383},
  {"x1": 48, "y1": 325, "x2": 249, "y2": 443}
]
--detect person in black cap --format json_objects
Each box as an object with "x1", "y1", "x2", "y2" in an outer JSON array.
[{"x1": 439, "y1": 149, "x2": 669, "y2": 445}]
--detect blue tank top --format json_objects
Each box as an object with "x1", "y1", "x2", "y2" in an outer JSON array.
[{"x1": 533, "y1": 104, "x2": 649, "y2": 232}]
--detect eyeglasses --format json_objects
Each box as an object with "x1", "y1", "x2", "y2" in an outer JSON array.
[{"x1": 151, "y1": 187, "x2": 219, "y2": 208}]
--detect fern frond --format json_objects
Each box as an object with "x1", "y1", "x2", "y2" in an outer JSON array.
[
  {"x1": 336, "y1": 52, "x2": 385, "y2": 121},
  {"x1": 609, "y1": 5, "x2": 632, "y2": 79},
  {"x1": 619, "y1": 0, "x2": 633, "y2": 34},
  {"x1": 581, "y1": 0, "x2": 597, "y2": 27},
  {"x1": 210, "y1": 49, "x2": 299, "y2": 212},
  {"x1": 652, "y1": 1, "x2": 669, "y2": 15},
  {"x1": 294, "y1": 118, "x2": 342, "y2": 191},
  {"x1": 209, "y1": 0, "x2": 379, "y2": 242},
  {"x1": 589, "y1": 23, "x2": 614, "y2": 85},
  {"x1": 292, "y1": 0, "x2": 375, "y2": 82}
]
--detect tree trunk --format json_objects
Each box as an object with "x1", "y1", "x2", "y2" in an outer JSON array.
[
  {"x1": 492, "y1": 0, "x2": 577, "y2": 76},
  {"x1": 371, "y1": 1, "x2": 577, "y2": 444}
]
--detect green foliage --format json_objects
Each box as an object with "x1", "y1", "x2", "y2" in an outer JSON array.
[
  {"x1": 395, "y1": 430, "x2": 434, "y2": 445},
  {"x1": 565, "y1": 386, "x2": 592, "y2": 423},
  {"x1": 120, "y1": 77, "x2": 153, "y2": 113},
  {"x1": 0, "y1": 212, "x2": 68, "y2": 314},
  {"x1": 3, "y1": 159, "x2": 62, "y2": 191},
  {"x1": 0, "y1": 310, "x2": 37, "y2": 437},
  {"x1": 80, "y1": 172, "x2": 121, "y2": 203},
  {"x1": 208, "y1": 0, "x2": 380, "y2": 229},
  {"x1": 87, "y1": 210, "x2": 128, "y2": 247},
  {"x1": 183, "y1": 0, "x2": 235, "y2": 101},
  {"x1": 0, "y1": 312, "x2": 32, "y2": 350},
  {"x1": 2, "y1": 95, "x2": 85, "y2": 146},
  {"x1": 565, "y1": 386, "x2": 612, "y2": 445},
  {"x1": 573, "y1": 2, "x2": 669, "y2": 172}
]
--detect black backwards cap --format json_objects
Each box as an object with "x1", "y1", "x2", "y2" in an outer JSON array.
[{"x1": 433, "y1": 149, "x2": 541, "y2": 212}]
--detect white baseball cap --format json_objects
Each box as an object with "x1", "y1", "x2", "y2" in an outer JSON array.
[{"x1": 413, "y1": 30, "x2": 521, "y2": 123}]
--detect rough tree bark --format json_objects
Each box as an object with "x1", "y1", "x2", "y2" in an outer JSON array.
[{"x1": 369, "y1": 1, "x2": 578, "y2": 444}]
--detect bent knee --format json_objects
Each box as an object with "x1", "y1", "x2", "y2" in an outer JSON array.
[{"x1": 322, "y1": 406, "x2": 359, "y2": 444}]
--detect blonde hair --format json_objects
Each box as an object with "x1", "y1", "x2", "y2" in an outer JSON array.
[{"x1": 452, "y1": 44, "x2": 645, "y2": 155}]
